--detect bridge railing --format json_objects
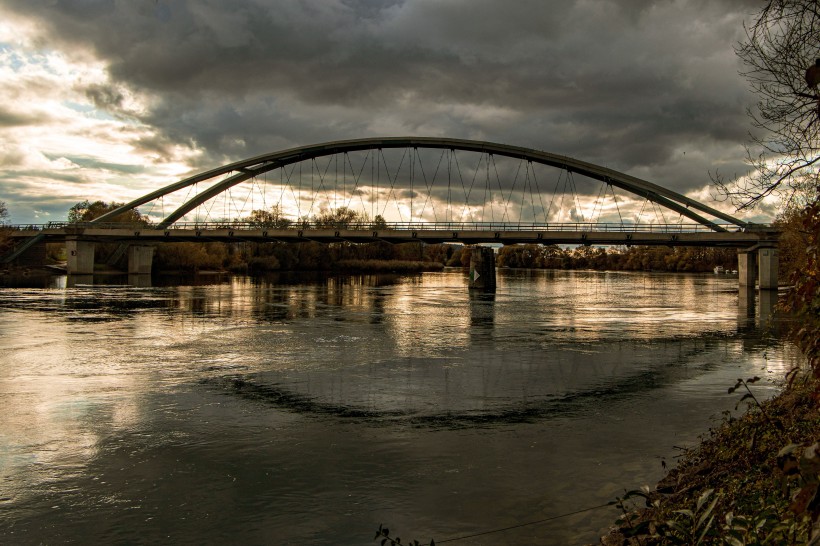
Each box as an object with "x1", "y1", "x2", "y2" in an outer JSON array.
[{"x1": 5, "y1": 221, "x2": 758, "y2": 233}]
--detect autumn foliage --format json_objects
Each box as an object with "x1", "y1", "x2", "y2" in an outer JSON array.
[{"x1": 783, "y1": 200, "x2": 820, "y2": 376}]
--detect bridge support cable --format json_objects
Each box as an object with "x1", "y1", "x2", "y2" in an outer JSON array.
[
  {"x1": 568, "y1": 170, "x2": 586, "y2": 223},
  {"x1": 237, "y1": 181, "x2": 255, "y2": 220},
  {"x1": 298, "y1": 160, "x2": 303, "y2": 220},
  {"x1": 653, "y1": 199, "x2": 665, "y2": 226},
  {"x1": 608, "y1": 182, "x2": 625, "y2": 226},
  {"x1": 504, "y1": 156, "x2": 521, "y2": 222},
  {"x1": 452, "y1": 150, "x2": 475, "y2": 223},
  {"x1": 529, "y1": 161, "x2": 548, "y2": 225},
  {"x1": 634, "y1": 194, "x2": 649, "y2": 225},
  {"x1": 503, "y1": 157, "x2": 524, "y2": 224},
  {"x1": 377, "y1": 148, "x2": 408, "y2": 222},
  {"x1": 523, "y1": 162, "x2": 537, "y2": 226},
  {"x1": 546, "y1": 168, "x2": 563, "y2": 223},
  {"x1": 228, "y1": 184, "x2": 249, "y2": 221},
  {"x1": 283, "y1": 163, "x2": 297, "y2": 219},
  {"x1": 141, "y1": 194, "x2": 159, "y2": 220},
  {"x1": 469, "y1": 153, "x2": 485, "y2": 223},
  {"x1": 523, "y1": 163, "x2": 532, "y2": 226},
  {"x1": 410, "y1": 148, "x2": 414, "y2": 222},
  {"x1": 257, "y1": 173, "x2": 266, "y2": 215},
  {"x1": 342, "y1": 150, "x2": 373, "y2": 216},
  {"x1": 318, "y1": 155, "x2": 335, "y2": 216},
  {"x1": 335, "y1": 153, "x2": 339, "y2": 212},
  {"x1": 320, "y1": 154, "x2": 335, "y2": 214},
  {"x1": 457, "y1": 150, "x2": 482, "y2": 224},
  {"x1": 249, "y1": 176, "x2": 256, "y2": 215},
  {"x1": 481, "y1": 154, "x2": 490, "y2": 224},
  {"x1": 590, "y1": 180, "x2": 608, "y2": 225},
  {"x1": 557, "y1": 171, "x2": 571, "y2": 223},
  {"x1": 445, "y1": 150, "x2": 452, "y2": 223},
  {"x1": 416, "y1": 148, "x2": 444, "y2": 223},
  {"x1": 490, "y1": 154, "x2": 508, "y2": 223}
]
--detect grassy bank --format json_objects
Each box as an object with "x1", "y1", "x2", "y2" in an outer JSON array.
[{"x1": 601, "y1": 374, "x2": 820, "y2": 544}]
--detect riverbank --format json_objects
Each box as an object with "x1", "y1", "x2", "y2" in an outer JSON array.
[{"x1": 600, "y1": 372, "x2": 819, "y2": 544}]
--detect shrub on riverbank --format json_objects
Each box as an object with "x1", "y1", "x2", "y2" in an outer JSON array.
[{"x1": 602, "y1": 375, "x2": 820, "y2": 544}]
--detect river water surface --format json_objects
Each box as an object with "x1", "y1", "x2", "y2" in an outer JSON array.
[{"x1": 0, "y1": 269, "x2": 801, "y2": 544}]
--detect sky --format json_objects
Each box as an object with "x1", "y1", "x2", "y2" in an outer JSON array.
[{"x1": 0, "y1": 0, "x2": 775, "y2": 226}]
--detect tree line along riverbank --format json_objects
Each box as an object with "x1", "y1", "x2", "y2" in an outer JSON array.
[{"x1": 13, "y1": 237, "x2": 754, "y2": 276}]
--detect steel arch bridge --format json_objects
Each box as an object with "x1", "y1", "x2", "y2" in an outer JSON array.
[
  {"x1": 93, "y1": 136, "x2": 747, "y2": 232},
  {"x1": 3, "y1": 137, "x2": 779, "y2": 286}
]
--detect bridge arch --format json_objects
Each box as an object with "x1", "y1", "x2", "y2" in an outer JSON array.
[{"x1": 93, "y1": 137, "x2": 748, "y2": 232}]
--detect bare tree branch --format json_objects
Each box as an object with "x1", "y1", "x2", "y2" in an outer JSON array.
[{"x1": 721, "y1": 0, "x2": 820, "y2": 210}]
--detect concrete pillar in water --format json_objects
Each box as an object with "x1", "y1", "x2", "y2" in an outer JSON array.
[
  {"x1": 128, "y1": 274, "x2": 153, "y2": 288},
  {"x1": 469, "y1": 246, "x2": 496, "y2": 290},
  {"x1": 737, "y1": 285, "x2": 755, "y2": 324},
  {"x1": 758, "y1": 247, "x2": 778, "y2": 290},
  {"x1": 66, "y1": 239, "x2": 95, "y2": 275},
  {"x1": 759, "y1": 289, "x2": 778, "y2": 325},
  {"x1": 66, "y1": 274, "x2": 94, "y2": 287},
  {"x1": 128, "y1": 245, "x2": 155, "y2": 275},
  {"x1": 737, "y1": 250, "x2": 757, "y2": 288}
]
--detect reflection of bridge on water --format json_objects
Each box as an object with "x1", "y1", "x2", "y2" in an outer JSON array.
[
  {"x1": 2, "y1": 137, "x2": 779, "y2": 290},
  {"x1": 197, "y1": 272, "x2": 785, "y2": 425}
]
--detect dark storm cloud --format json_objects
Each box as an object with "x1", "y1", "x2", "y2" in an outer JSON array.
[
  {"x1": 0, "y1": 0, "x2": 762, "y2": 194},
  {"x1": 0, "y1": 107, "x2": 49, "y2": 127},
  {"x1": 82, "y1": 83, "x2": 125, "y2": 112},
  {"x1": 0, "y1": 169, "x2": 85, "y2": 187},
  {"x1": 41, "y1": 153, "x2": 146, "y2": 175}
]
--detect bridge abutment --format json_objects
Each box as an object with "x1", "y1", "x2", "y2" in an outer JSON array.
[
  {"x1": 127, "y1": 245, "x2": 155, "y2": 275},
  {"x1": 469, "y1": 246, "x2": 496, "y2": 290},
  {"x1": 66, "y1": 239, "x2": 95, "y2": 275}
]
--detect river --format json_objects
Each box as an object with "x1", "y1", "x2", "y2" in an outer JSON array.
[{"x1": 0, "y1": 269, "x2": 801, "y2": 545}]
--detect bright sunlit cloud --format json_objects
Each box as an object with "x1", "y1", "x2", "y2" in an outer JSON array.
[{"x1": 0, "y1": 20, "x2": 202, "y2": 223}]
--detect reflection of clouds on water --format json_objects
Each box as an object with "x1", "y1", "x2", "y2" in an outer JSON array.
[{"x1": 0, "y1": 270, "x2": 801, "y2": 545}]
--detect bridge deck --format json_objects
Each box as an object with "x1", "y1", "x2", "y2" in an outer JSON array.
[{"x1": 6, "y1": 223, "x2": 778, "y2": 248}]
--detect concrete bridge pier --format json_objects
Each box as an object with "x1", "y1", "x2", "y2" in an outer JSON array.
[
  {"x1": 738, "y1": 246, "x2": 778, "y2": 290},
  {"x1": 758, "y1": 247, "x2": 778, "y2": 290},
  {"x1": 127, "y1": 245, "x2": 155, "y2": 275},
  {"x1": 469, "y1": 246, "x2": 496, "y2": 290},
  {"x1": 737, "y1": 250, "x2": 757, "y2": 288},
  {"x1": 66, "y1": 240, "x2": 154, "y2": 276},
  {"x1": 66, "y1": 238, "x2": 95, "y2": 275}
]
